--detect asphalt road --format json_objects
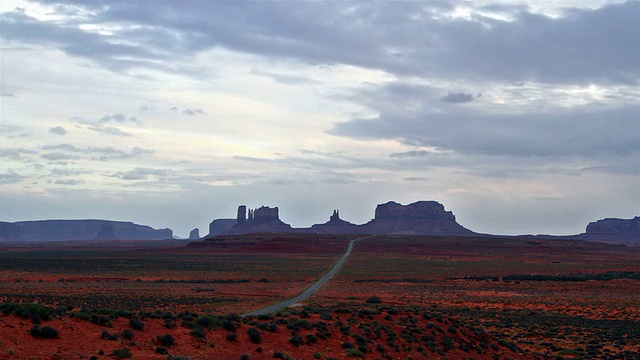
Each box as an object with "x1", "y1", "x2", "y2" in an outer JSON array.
[{"x1": 242, "y1": 235, "x2": 375, "y2": 317}]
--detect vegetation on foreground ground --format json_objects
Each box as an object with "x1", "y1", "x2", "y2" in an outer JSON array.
[{"x1": 0, "y1": 234, "x2": 638, "y2": 359}]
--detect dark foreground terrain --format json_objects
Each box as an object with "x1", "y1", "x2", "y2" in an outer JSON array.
[{"x1": 0, "y1": 234, "x2": 638, "y2": 359}]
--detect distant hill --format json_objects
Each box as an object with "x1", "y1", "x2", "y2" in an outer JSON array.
[{"x1": 4, "y1": 220, "x2": 173, "y2": 242}]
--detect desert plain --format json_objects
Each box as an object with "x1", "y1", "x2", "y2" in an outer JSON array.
[{"x1": 0, "y1": 234, "x2": 638, "y2": 359}]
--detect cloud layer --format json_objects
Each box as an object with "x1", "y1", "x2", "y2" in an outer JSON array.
[{"x1": 1, "y1": 1, "x2": 639, "y2": 236}]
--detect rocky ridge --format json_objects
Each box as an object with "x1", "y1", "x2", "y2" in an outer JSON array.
[
  {"x1": 8, "y1": 220, "x2": 173, "y2": 242},
  {"x1": 221, "y1": 200, "x2": 473, "y2": 236}
]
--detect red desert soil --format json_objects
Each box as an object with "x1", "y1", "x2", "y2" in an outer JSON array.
[
  {"x1": 1, "y1": 234, "x2": 639, "y2": 359},
  {"x1": 0, "y1": 307, "x2": 529, "y2": 360}
]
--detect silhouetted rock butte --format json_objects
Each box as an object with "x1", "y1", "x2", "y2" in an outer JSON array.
[
  {"x1": 189, "y1": 228, "x2": 200, "y2": 240},
  {"x1": 581, "y1": 217, "x2": 640, "y2": 246},
  {"x1": 360, "y1": 201, "x2": 475, "y2": 236},
  {"x1": 226, "y1": 205, "x2": 292, "y2": 235}
]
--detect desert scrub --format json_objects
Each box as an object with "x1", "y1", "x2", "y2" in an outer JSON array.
[
  {"x1": 157, "y1": 333, "x2": 175, "y2": 347},
  {"x1": 111, "y1": 348, "x2": 132, "y2": 359},
  {"x1": 30, "y1": 325, "x2": 60, "y2": 338},
  {"x1": 129, "y1": 318, "x2": 145, "y2": 330},
  {"x1": 248, "y1": 327, "x2": 262, "y2": 344}
]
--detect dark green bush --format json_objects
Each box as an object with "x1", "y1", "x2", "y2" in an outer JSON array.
[
  {"x1": 191, "y1": 327, "x2": 207, "y2": 340},
  {"x1": 111, "y1": 348, "x2": 132, "y2": 359},
  {"x1": 129, "y1": 318, "x2": 145, "y2": 330},
  {"x1": 248, "y1": 327, "x2": 262, "y2": 344},
  {"x1": 196, "y1": 315, "x2": 220, "y2": 329},
  {"x1": 157, "y1": 333, "x2": 175, "y2": 347},
  {"x1": 289, "y1": 335, "x2": 304, "y2": 347},
  {"x1": 30, "y1": 325, "x2": 59, "y2": 338},
  {"x1": 366, "y1": 296, "x2": 382, "y2": 304}
]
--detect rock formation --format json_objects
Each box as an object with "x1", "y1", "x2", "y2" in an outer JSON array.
[
  {"x1": 360, "y1": 201, "x2": 474, "y2": 236},
  {"x1": 226, "y1": 205, "x2": 292, "y2": 234},
  {"x1": 310, "y1": 209, "x2": 359, "y2": 233},
  {"x1": 13, "y1": 220, "x2": 173, "y2": 242},
  {"x1": 0, "y1": 221, "x2": 23, "y2": 242},
  {"x1": 207, "y1": 219, "x2": 237, "y2": 237},
  {"x1": 581, "y1": 217, "x2": 640, "y2": 246},
  {"x1": 237, "y1": 205, "x2": 247, "y2": 224},
  {"x1": 189, "y1": 228, "x2": 200, "y2": 240}
]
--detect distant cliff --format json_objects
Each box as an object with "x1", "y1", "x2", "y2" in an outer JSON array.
[
  {"x1": 581, "y1": 217, "x2": 640, "y2": 246},
  {"x1": 0, "y1": 222, "x2": 23, "y2": 242},
  {"x1": 13, "y1": 220, "x2": 173, "y2": 242}
]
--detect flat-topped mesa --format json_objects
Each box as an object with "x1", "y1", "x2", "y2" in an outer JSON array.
[
  {"x1": 582, "y1": 216, "x2": 640, "y2": 246},
  {"x1": 363, "y1": 200, "x2": 473, "y2": 236},
  {"x1": 11, "y1": 220, "x2": 173, "y2": 241},
  {"x1": 374, "y1": 201, "x2": 456, "y2": 221}
]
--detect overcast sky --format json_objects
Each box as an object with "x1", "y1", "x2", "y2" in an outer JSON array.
[{"x1": 1, "y1": 0, "x2": 639, "y2": 237}]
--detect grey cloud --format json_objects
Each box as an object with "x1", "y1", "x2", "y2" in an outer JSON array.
[
  {"x1": 48, "y1": 126, "x2": 68, "y2": 135},
  {"x1": 70, "y1": 114, "x2": 140, "y2": 136},
  {"x1": 440, "y1": 92, "x2": 475, "y2": 104},
  {"x1": 0, "y1": 171, "x2": 26, "y2": 185},
  {"x1": 51, "y1": 168, "x2": 91, "y2": 176},
  {"x1": 40, "y1": 143, "x2": 154, "y2": 161},
  {"x1": 232, "y1": 155, "x2": 280, "y2": 163},
  {"x1": 332, "y1": 105, "x2": 640, "y2": 159},
  {"x1": 182, "y1": 108, "x2": 204, "y2": 116},
  {"x1": 53, "y1": 179, "x2": 83, "y2": 185},
  {"x1": 41, "y1": 143, "x2": 80, "y2": 152},
  {"x1": 1, "y1": 93, "x2": 16, "y2": 97},
  {"x1": 0, "y1": 124, "x2": 29, "y2": 139},
  {"x1": 390, "y1": 150, "x2": 433, "y2": 158},
  {"x1": 6, "y1": 1, "x2": 639, "y2": 84},
  {"x1": 88, "y1": 125, "x2": 133, "y2": 137},
  {"x1": 251, "y1": 69, "x2": 320, "y2": 85},
  {"x1": 403, "y1": 177, "x2": 429, "y2": 182},
  {"x1": 88, "y1": 146, "x2": 154, "y2": 161},
  {"x1": 0, "y1": 147, "x2": 38, "y2": 160},
  {"x1": 111, "y1": 167, "x2": 175, "y2": 181},
  {"x1": 98, "y1": 113, "x2": 142, "y2": 125},
  {"x1": 41, "y1": 152, "x2": 80, "y2": 161}
]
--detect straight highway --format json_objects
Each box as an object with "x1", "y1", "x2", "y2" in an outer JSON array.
[{"x1": 242, "y1": 235, "x2": 374, "y2": 317}]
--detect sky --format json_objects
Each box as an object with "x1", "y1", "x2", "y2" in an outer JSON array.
[{"x1": 1, "y1": 0, "x2": 639, "y2": 238}]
